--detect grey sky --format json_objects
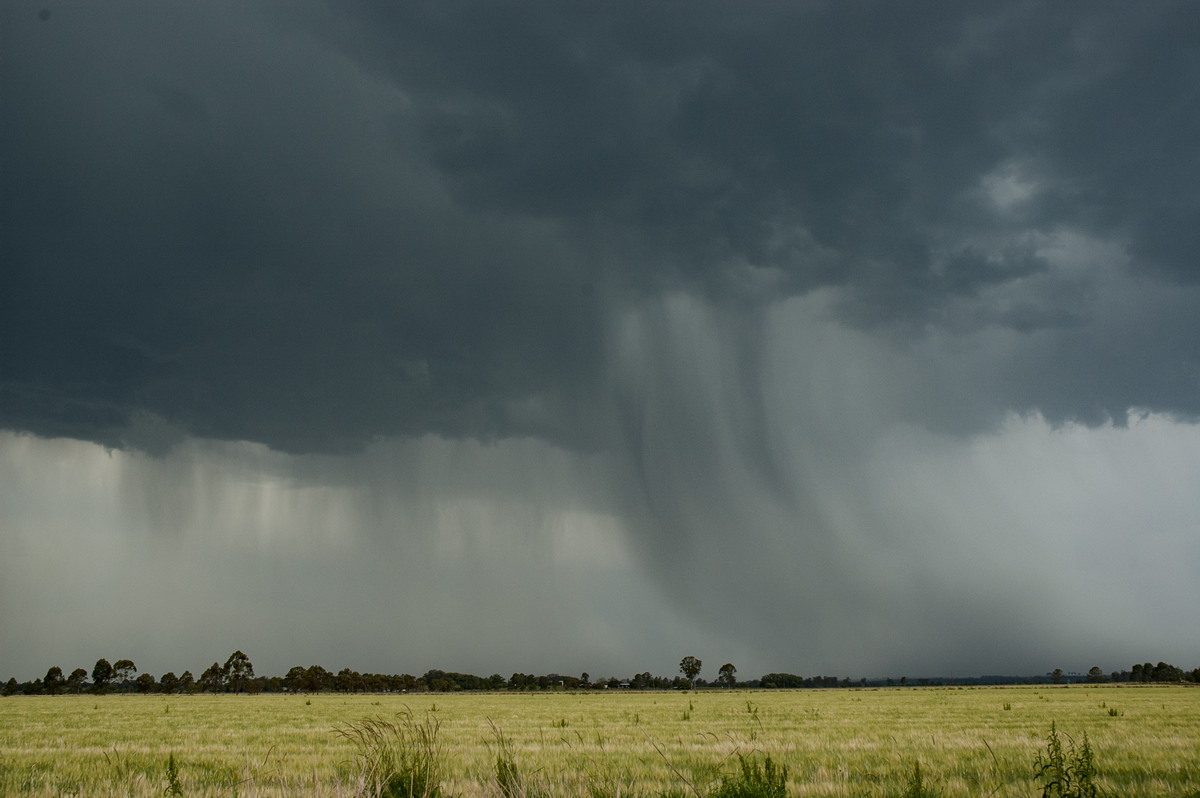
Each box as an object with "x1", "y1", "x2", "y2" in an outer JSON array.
[{"x1": 2, "y1": 0, "x2": 1199, "y2": 681}]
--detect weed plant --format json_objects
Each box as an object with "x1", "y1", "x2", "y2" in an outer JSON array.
[
  {"x1": 1033, "y1": 722, "x2": 1102, "y2": 798},
  {"x1": 163, "y1": 753, "x2": 183, "y2": 797}
]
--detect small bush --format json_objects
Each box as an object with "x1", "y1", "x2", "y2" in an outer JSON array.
[
  {"x1": 710, "y1": 754, "x2": 787, "y2": 798},
  {"x1": 1033, "y1": 722, "x2": 1103, "y2": 798}
]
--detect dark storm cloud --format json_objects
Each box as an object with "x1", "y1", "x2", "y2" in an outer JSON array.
[
  {"x1": 4, "y1": 0, "x2": 1200, "y2": 451},
  {"x1": 2, "y1": 1, "x2": 605, "y2": 452},
  {"x1": 8, "y1": 0, "x2": 1200, "y2": 684}
]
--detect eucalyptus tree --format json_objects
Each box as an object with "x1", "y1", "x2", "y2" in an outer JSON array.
[
  {"x1": 224, "y1": 651, "x2": 254, "y2": 693},
  {"x1": 112, "y1": 659, "x2": 137, "y2": 689},
  {"x1": 66, "y1": 668, "x2": 88, "y2": 693},
  {"x1": 679, "y1": 656, "x2": 702, "y2": 688},
  {"x1": 43, "y1": 666, "x2": 64, "y2": 695},
  {"x1": 91, "y1": 658, "x2": 113, "y2": 693}
]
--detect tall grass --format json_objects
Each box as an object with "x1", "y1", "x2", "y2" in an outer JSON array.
[
  {"x1": 896, "y1": 761, "x2": 938, "y2": 798},
  {"x1": 335, "y1": 710, "x2": 443, "y2": 798},
  {"x1": 710, "y1": 754, "x2": 788, "y2": 798}
]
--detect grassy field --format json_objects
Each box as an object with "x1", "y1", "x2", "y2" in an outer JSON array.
[{"x1": 1, "y1": 685, "x2": 1198, "y2": 796}]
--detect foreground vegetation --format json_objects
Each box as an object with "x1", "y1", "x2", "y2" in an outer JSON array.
[{"x1": 1, "y1": 686, "x2": 1198, "y2": 796}]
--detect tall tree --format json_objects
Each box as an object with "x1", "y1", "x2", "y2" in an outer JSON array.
[
  {"x1": 66, "y1": 668, "x2": 88, "y2": 694},
  {"x1": 1152, "y1": 662, "x2": 1183, "y2": 682},
  {"x1": 198, "y1": 662, "x2": 226, "y2": 693},
  {"x1": 679, "y1": 656, "x2": 702, "y2": 688},
  {"x1": 43, "y1": 666, "x2": 65, "y2": 695},
  {"x1": 718, "y1": 663, "x2": 737, "y2": 688},
  {"x1": 91, "y1": 658, "x2": 113, "y2": 693},
  {"x1": 224, "y1": 651, "x2": 254, "y2": 693},
  {"x1": 160, "y1": 672, "x2": 179, "y2": 694},
  {"x1": 112, "y1": 659, "x2": 137, "y2": 689},
  {"x1": 304, "y1": 665, "x2": 332, "y2": 692},
  {"x1": 283, "y1": 666, "x2": 307, "y2": 693},
  {"x1": 335, "y1": 668, "x2": 360, "y2": 693}
]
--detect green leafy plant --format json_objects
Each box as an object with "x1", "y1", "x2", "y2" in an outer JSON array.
[
  {"x1": 163, "y1": 753, "x2": 183, "y2": 797},
  {"x1": 1033, "y1": 722, "x2": 1103, "y2": 798}
]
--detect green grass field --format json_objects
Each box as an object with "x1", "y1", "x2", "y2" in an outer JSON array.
[{"x1": 1, "y1": 685, "x2": 1197, "y2": 797}]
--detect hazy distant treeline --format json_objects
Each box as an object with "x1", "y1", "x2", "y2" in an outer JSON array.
[{"x1": 5, "y1": 653, "x2": 1198, "y2": 696}]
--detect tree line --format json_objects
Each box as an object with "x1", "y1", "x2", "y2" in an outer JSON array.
[
  {"x1": 5, "y1": 652, "x2": 1199, "y2": 696},
  {"x1": 2, "y1": 651, "x2": 258, "y2": 696},
  {"x1": 1049, "y1": 662, "x2": 1197, "y2": 684}
]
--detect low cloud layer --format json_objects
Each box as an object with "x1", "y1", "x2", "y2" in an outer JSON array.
[{"x1": 3, "y1": 0, "x2": 1200, "y2": 679}]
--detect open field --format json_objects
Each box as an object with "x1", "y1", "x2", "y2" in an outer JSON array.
[{"x1": 2, "y1": 685, "x2": 1198, "y2": 796}]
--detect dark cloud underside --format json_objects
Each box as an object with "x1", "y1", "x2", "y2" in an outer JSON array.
[{"x1": 4, "y1": 0, "x2": 1200, "y2": 452}]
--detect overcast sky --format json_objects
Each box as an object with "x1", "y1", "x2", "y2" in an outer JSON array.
[{"x1": 3, "y1": 0, "x2": 1200, "y2": 683}]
